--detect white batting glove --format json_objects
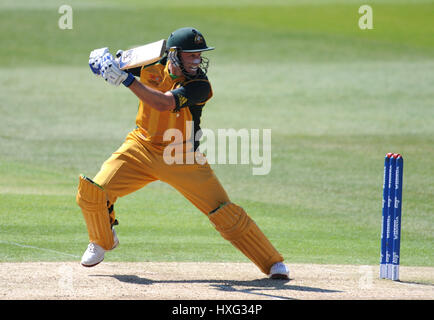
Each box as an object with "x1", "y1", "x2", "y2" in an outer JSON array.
[
  {"x1": 168, "y1": 47, "x2": 181, "y2": 69},
  {"x1": 100, "y1": 58, "x2": 129, "y2": 86},
  {"x1": 114, "y1": 49, "x2": 123, "y2": 66},
  {"x1": 89, "y1": 47, "x2": 111, "y2": 76},
  {"x1": 115, "y1": 49, "x2": 124, "y2": 59}
]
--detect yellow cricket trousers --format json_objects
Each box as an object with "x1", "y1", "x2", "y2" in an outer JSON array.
[
  {"x1": 93, "y1": 129, "x2": 230, "y2": 219},
  {"x1": 85, "y1": 129, "x2": 284, "y2": 275}
]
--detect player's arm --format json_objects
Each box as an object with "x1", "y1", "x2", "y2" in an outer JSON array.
[
  {"x1": 170, "y1": 80, "x2": 211, "y2": 112},
  {"x1": 95, "y1": 54, "x2": 210, "y2": 112},
  {"x1": 122, "y1": 74, "x2": 211, "y2": 113},
  {"x1": 127, "y1": 79, "x2": 175, "y2": 112},
  {"x1": 96, "y1": 56, "x2": 175, "y2": 111}
]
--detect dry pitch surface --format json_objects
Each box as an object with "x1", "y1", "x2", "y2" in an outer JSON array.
[{"x1": 0, "y1": 262, "x2": 433, "y2": 300}]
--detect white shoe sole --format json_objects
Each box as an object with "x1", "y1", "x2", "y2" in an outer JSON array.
[{"x1": 81, "y1": 258, "x2": 104, "y2": 268}]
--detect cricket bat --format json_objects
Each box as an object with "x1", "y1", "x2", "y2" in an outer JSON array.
[{"x1": 118, "y1": 39, "x2": 166, "y2": 70}]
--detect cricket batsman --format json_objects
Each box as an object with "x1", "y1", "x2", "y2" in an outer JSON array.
[{"x1": 76, "y1": 27, "x2": 289, "y2": 279}]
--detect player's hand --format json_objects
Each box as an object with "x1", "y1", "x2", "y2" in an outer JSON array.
[
  {"x1": 114, "y1": 50, "x2": 123, "y2": 64},
  {"x1": 89, "y1": 47, "x2": 112, "y2": 75},
  {"x1": 101, "y1": 58, "x2": 129, "y2": 86},
  {"x1": 168, "y1": 47, "x2": 181, "y2": 69},
  {"x1": 115, "y1": 50, "x2": 123, "y2": 59}
]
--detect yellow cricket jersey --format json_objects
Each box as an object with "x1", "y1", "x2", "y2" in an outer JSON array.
[{"x1": 134, "y1": 57, "x2": 212, "y2": 151}]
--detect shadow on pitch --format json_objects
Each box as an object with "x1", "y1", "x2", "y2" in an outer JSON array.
[
  {"x1": 91, "y1": 274, "x2": 341, "y2": 300},
  {"x1": 397, "y1": 280, "x2": 434, "y2": 287}
]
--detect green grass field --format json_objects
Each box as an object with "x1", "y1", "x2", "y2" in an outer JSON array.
[{"x1": 0, "y1": 0, "x2": 433, "y2": 267}]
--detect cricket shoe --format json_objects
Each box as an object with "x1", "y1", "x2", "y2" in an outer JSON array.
[
  {"x1": 269, "y1": 262, "x2": 290, "y2": 280},
  {"x1": 81, "y1": 229, "x2": 119, "y2": 267}
]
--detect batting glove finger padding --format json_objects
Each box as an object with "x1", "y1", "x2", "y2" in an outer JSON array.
[
  {"x1": 89, "y1": 47, "x2": 110, "y2": 75},
  {"x1": 101, "y1": 59, "x2": 128, "y2": 86},
  {"x1": 101, "y1": 52, "x2": 114, "y2": 65},
  {"x1": 168, "y1": 47, "x2": 181, "y2": 69}
]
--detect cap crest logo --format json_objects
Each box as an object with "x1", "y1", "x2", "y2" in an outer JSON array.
[{"x1": 194, "y1": 33, "x2": 204, "y2": 44}]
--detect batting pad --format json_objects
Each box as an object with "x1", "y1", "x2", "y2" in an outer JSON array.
[
  {"x1": 76, "y1": 175, "x2": 114, "y2": 250},
  {"x1": 208, "y1": 202, "x2": 284, "y2": 274}
]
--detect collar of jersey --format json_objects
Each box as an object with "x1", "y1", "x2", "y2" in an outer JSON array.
[{"x1": 169, "y1": 73, "x2": 179, "y2": 80}]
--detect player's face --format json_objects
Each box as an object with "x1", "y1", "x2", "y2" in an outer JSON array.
[{"x1": 180, "y1": 52, "x2": 202, "y2": 75}]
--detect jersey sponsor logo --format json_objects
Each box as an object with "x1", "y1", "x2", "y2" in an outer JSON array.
[{"x1": 149, "y1": 74, "x2": 161, "y2": 83}]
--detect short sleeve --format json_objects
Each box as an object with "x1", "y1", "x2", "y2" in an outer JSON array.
[{"x1": 171, "y1": 80, "x2": 211, "y2": 111}]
